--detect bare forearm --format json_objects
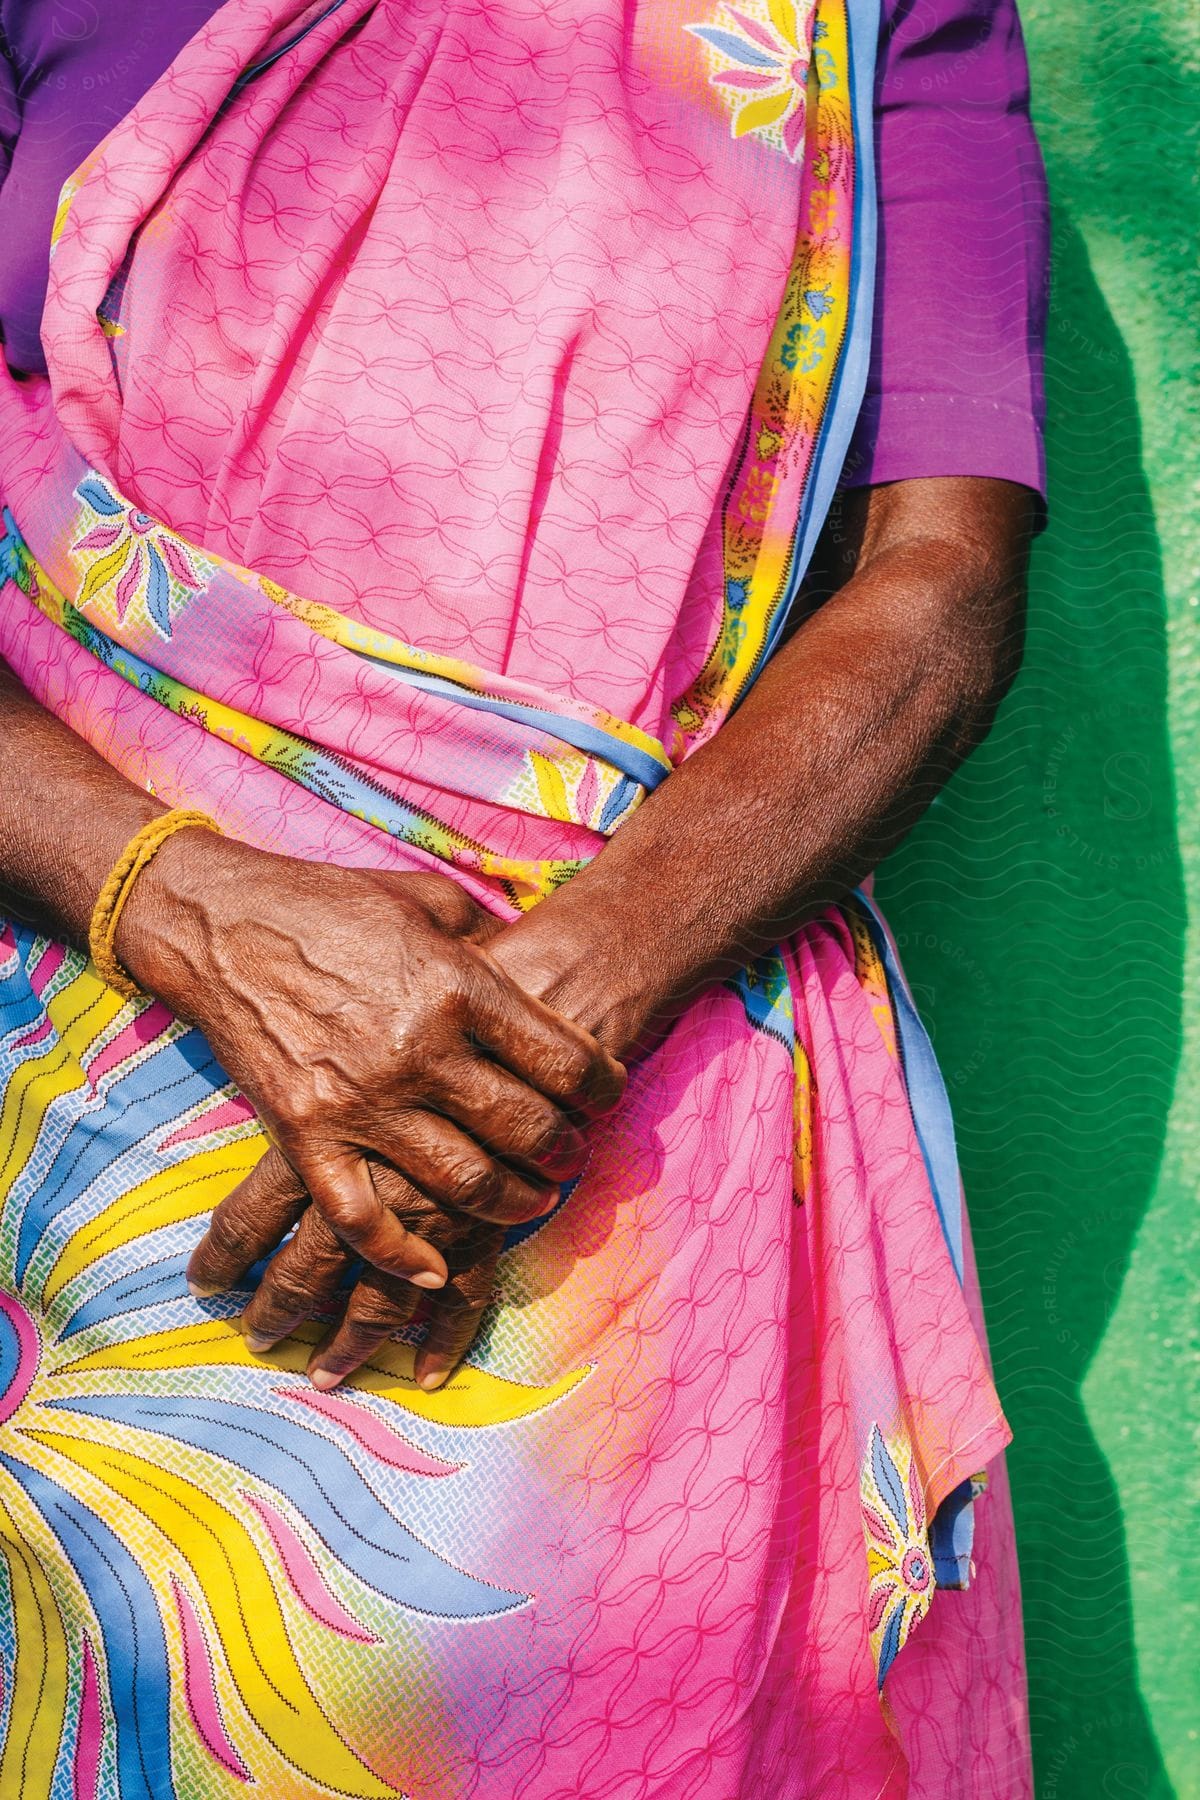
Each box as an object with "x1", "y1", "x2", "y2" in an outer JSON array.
[
  {"x1": 495, "y1": 477, "x2": 1034, "y2": 1053},
  {"x1": 0, "y1": 662, "x2": 165, "y2": 944}
]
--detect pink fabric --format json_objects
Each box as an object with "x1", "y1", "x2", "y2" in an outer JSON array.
[
  {"x1": 71, "y1": 1636, "x2": 104, "y2": 1800},
  {"x1": 0, "y1": 1, "x2": 1030, "y2": 1791},
  {"x1": 278, "y1": 1386, "x2": 464, "y2": 1476},
  {"x1": 888, "y1": 1215, "x2": 1033, "y2": 1795},
  {"x1": 44, "y1": 0, "x2": 809, "y2": 736}
]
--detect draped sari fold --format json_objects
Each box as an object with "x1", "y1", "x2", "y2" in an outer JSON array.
[{"x1": 0, "y1": 0, "x2": 1030, "y2": 1793}]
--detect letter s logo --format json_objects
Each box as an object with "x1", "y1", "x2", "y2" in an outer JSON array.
[{"x1": 1102, "y1": 750, "x2": 1153, "y2": 824}]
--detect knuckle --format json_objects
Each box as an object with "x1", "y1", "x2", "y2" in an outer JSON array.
[
  {"x1": 432, "y1": 883, "x2": 479, "y2": 933},
  {"x1": 299, "y1": 1209, "x2": 344, "y2": 1255},
  {"x1": 523, "y1": 1111, "x2": 566, "y2": 1161},
  {"x1": 431, "y1": 962, "x2": 472, "y2": 1017},
  {"x1": 454, "y1": 1270, "x2": 497, "y2": 1312},
  {"x1": 275, "y1": 1093, "x2": 323, "y2": 1137},
  {"x1": 432, "y1": 1287, "x2": 490, "y2": 1338},
  {"x1": 387, "y1": 1014, "x2": 424, "y2": 1066},
  {"x1": 318, "y1": 1190, "x2": 371, "y2": 1240},
  {"x1": 261, "y1": 1264, "x2": 316, "y2": 1315},
  {"x1": 442, "y1": 1156, "x2": 500, "y2": 1213},
  {"x1": 206, "y1": 1205, "x2": 258, "y2": 1262},
  {"x1": 257, "y1": 1147, "x2": 304, "y2": 1199},
  {"x1": 429, "y1": 1288, "x2": 471, "y2": 1323},
  {"x1": 347, "y1": 1294, "x2": 403, "y2": 1335},
  {"x1": 545, "y1": 1042, "x2": 594, "y2": 1095},
  {"x1": 445, "y1": 1228, "x2": 502, "y2": 1283},
  {"x1": 369, "y1": 1159, "x2": 422, "y2": 1211}
]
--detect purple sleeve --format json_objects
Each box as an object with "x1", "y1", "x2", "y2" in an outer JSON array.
[
  {"x1": 0, "y1": 2, "x2": 225, "y2": 374},
  {"x1": 0, "y1": 36, "x2": 17, "y2": 190},
  {"x1": 843, "y1": 0, "x2": 1050, "y2": 498}
]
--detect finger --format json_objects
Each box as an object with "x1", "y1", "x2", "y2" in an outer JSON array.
[
  {"x1": 431, "y1": 1055, "x2": 589, "y2": 1182},
  {"x1": 375, "y1": 1109, "x2": 556, "y2": 1225},
  {"x1": 240, "y1": 1205, "x2": 352, "y2": 1352},
  {"x1": 305, "y1": 1266, "x2": 422, "y2": 1390},
  {"x1": 299, "y1": 1146, "x2": 450, "y2": 1287},
  {"x1": 468, "y1": 956, "x2": 626, "y2": 1115},
  {"x1": 413, "y1": 1227, "x2": 504, "y2": 1392},
  {"x1": 188, "y1": 1145, "x2": 306, "y2": 1297}
]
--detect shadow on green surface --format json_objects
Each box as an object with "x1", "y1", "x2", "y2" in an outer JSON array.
[{"x1": 875, "y1": 213, "x2": 1184, "y2": 1798}]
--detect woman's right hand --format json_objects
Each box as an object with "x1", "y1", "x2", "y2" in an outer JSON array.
[{"x1": 118, "y1": 832, "x2": 625, "y2": 1290}]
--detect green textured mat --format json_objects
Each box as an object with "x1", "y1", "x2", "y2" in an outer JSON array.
[{"x1": 874, "y1": 4, "x2": 1200, "y2": 1794}]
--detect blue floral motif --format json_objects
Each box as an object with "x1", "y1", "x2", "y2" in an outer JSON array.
[
  {"x1": 0, "y1": 509, "x2": 34, "y2": 595},
  {"x1": 780, "y1": 320, "x2": 827, "y2": 374}
]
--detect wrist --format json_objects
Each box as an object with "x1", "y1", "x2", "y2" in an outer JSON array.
[
  {"x1": 112, "y1": 826, "x2": 258, "y2": 1015},
  {"x1": 492, "y1": 888, "x2": 667, "y2": 1061}
]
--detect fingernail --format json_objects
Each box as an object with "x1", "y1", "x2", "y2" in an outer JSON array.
[
  {"x1": 409, "y1": 1270, "x2": 446, "y2": 1290},
  {"x1": 308, "y1": 1367, "x2": 341, "y2": 1391},
  {"x1": 417, "y1": 1364, "x2": 450, "y2": 1392},
  {"x1": 242, "y1": 1333, "x2": 276, "y2": 1355},
  {"x1": 187, "y1": 1279, "x2": 222, "y2": 1299}
]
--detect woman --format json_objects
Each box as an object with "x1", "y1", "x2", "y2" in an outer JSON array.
[{"x1": 0, "y1": 0, "x2": 1047, "y2": 1795}]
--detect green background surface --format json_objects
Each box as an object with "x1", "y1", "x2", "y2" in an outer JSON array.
[{"x1": 874, "y1": 3, "x2": 1200, "y2": 1794}]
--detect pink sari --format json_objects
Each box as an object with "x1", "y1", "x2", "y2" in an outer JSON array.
[{"x1": 0, "y1": 0, "x2": 1029, "y2": 1793}]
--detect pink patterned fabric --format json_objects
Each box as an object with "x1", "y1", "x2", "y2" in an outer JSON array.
[
  {"x1": 0, "y1": 1, "x2": 1031, "y2": 1793},
  {"x1": 44, "y1": 0, "x2": 814, "y2": 732}
]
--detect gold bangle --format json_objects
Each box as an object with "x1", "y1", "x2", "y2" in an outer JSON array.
[{"x1": 88, "y1": 808, "x2": 221, "y2": 1000}]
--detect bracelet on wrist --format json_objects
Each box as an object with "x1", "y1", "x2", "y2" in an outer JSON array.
[{"x1": 88, "y1": 809, "x2": 221, "y2": 999}]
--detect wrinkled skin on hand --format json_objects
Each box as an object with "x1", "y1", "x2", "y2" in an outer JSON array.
[
  {"x1": 197, "y1": 1144, "x2": 512, "y2": 1393},
  {"x1": 110, "y1": 842, "x2": 626, "y2": 1388},
  {"x1": 198, "y1": 908, "x2": 635, "y2": 1392}
]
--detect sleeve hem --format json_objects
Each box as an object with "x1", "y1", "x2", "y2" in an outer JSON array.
[{"x1": 841, "y1": 390, "x2": 1047, "y2": 502}]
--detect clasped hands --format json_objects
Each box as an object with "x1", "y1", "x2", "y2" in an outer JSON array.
[{"x1": 120, "y1": 841, "x2": 628, "y2": 1394}]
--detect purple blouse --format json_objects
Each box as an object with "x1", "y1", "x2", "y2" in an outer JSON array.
[{"x1": 0, "y1": 0, "x2": 1048, "y2": 496}]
